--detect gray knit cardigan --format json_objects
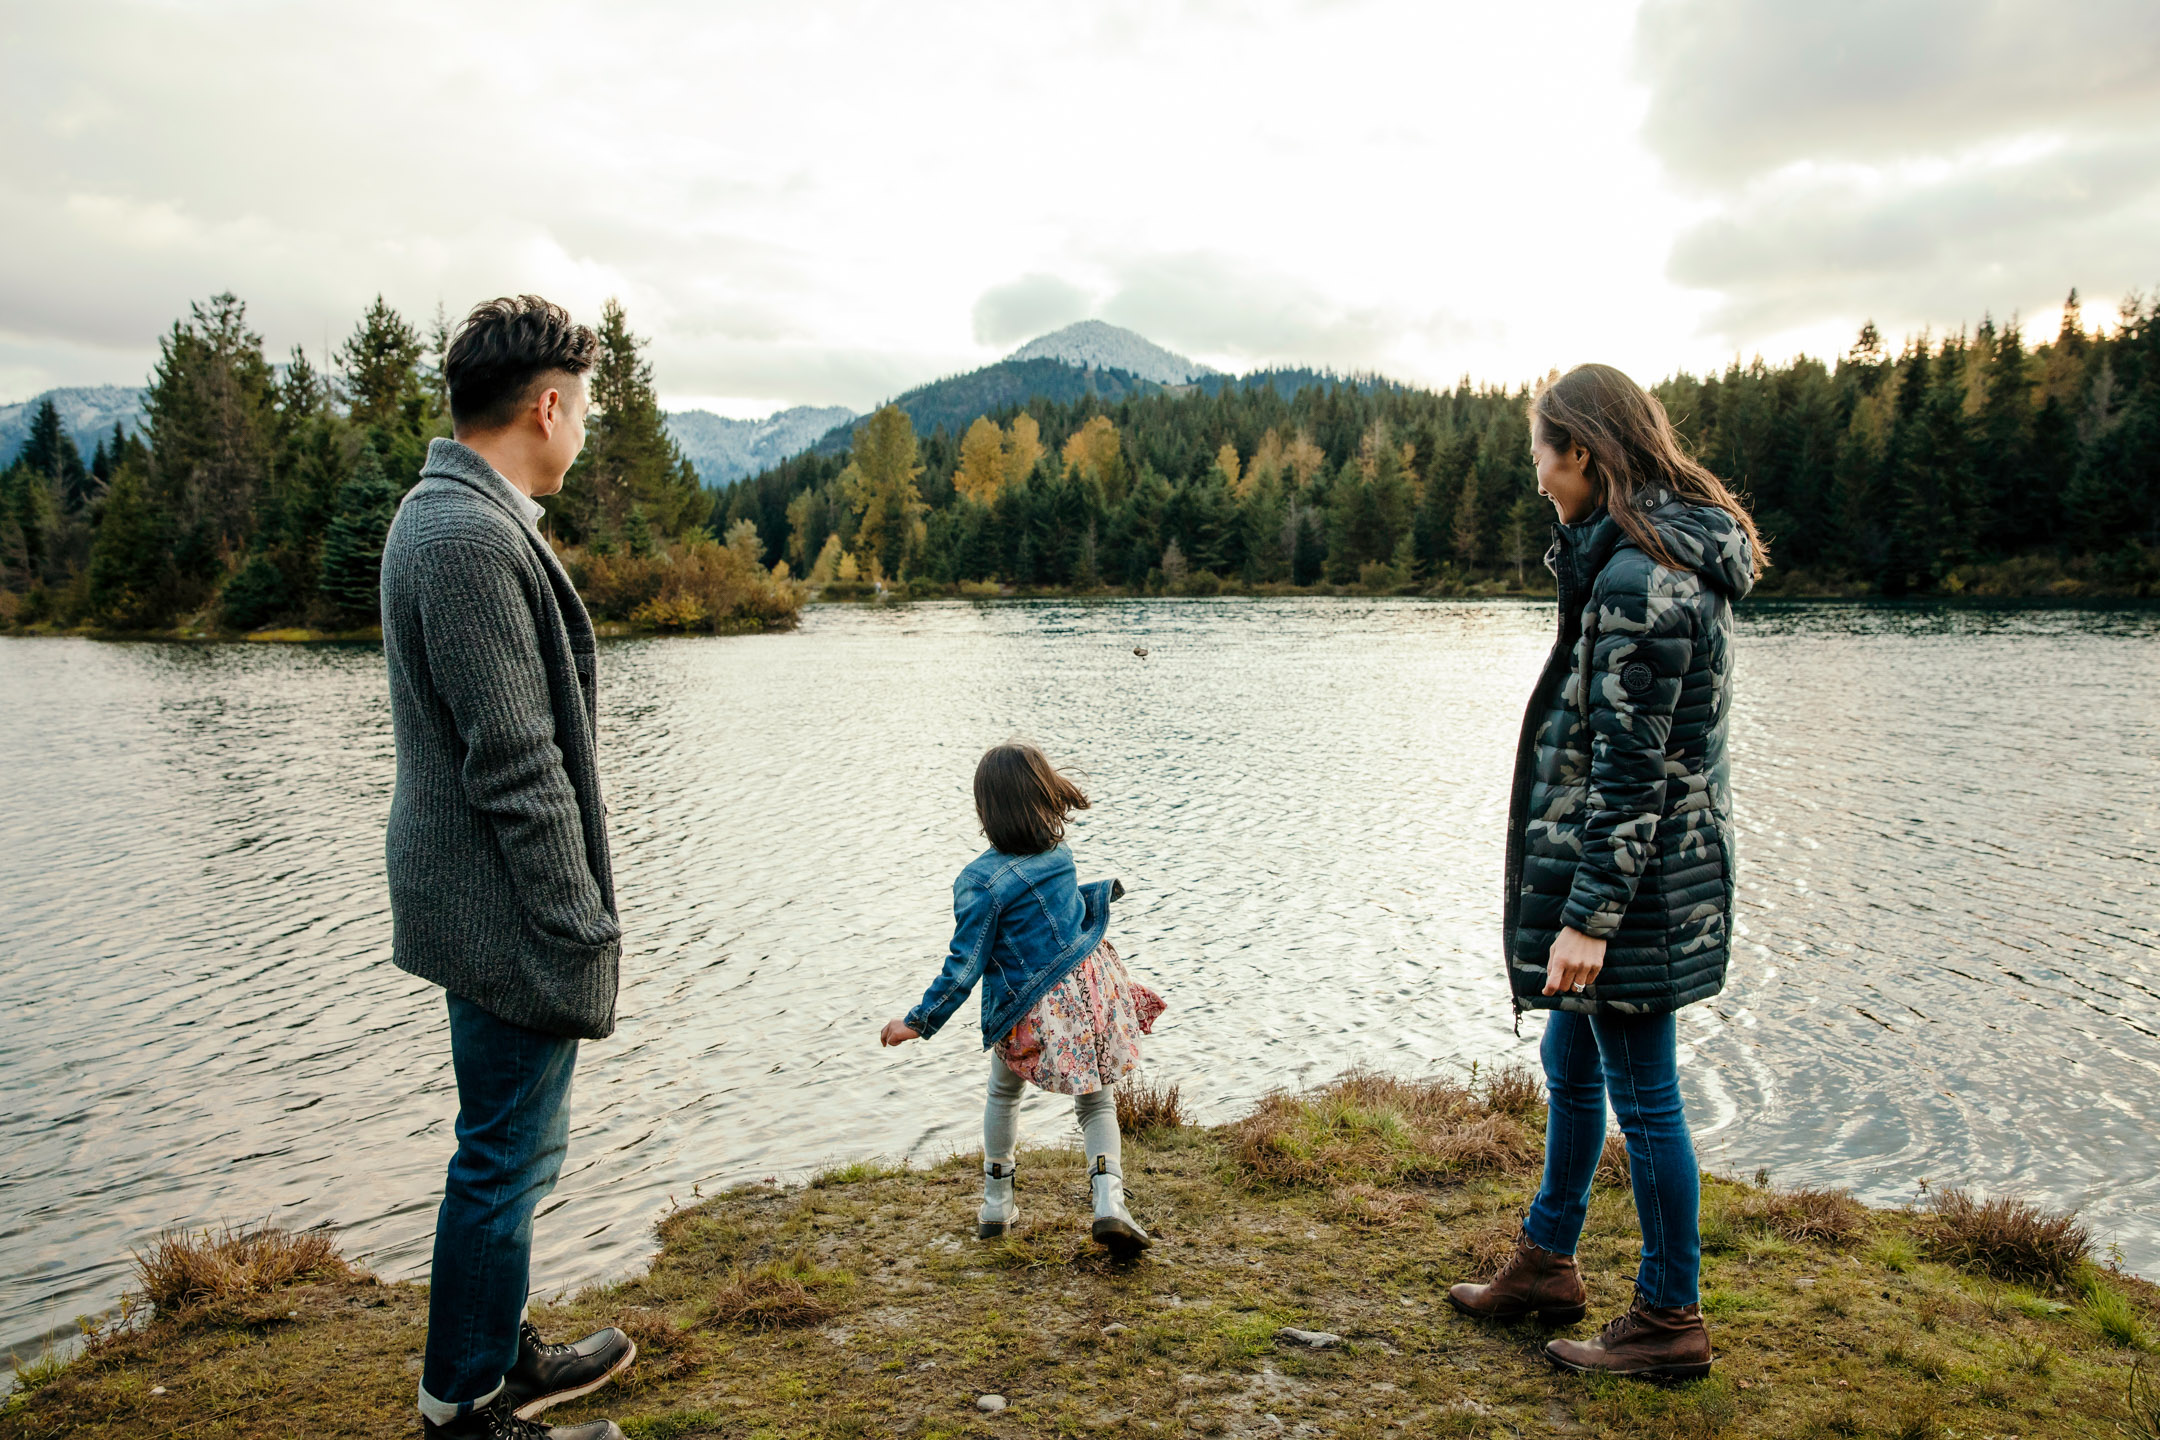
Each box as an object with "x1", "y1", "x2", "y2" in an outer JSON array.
[{"x1": 380, "y1": 438, "x2": 620, "y2": 1039}]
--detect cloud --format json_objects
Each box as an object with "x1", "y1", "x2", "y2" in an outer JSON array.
[
  {"x1": 1635, "y1": 0, "x2": 2160, "y2": 344},
  {"x1": 1635, "y1": 0, "x2": 2160, "y2": 185},
  {"x1": 1670, "y1": 135, "x2": 2160, "y2": 337},
  {"x1": 1095, "y1": 252, "x2": 1480, "y2": 372},
  {"x1": 0, "y1": 0, "x2": 1854, "y2": 406},
  {"x1": 972, "y1": 275, "x2": 1094, "y2": 347}
]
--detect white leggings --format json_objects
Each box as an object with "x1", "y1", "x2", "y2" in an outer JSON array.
[{"x1": 983, "y1": 1049, "x2": 1122, "y2": 1176}]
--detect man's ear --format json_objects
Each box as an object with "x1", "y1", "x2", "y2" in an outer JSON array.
[{"x1": 535, "y1": 386, "x2": 563, "y2": 439}]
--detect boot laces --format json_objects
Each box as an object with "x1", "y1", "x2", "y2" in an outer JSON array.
[
  {"x1": 520, "y1": 1319, "x2": 575, "y2": 1360},
  {"x1": 1492, "y1": 1226, "x2": 1540, "y2": 1283},
  {"x1": 1595, "y1": 1285, "x2": 1653, "y2": 1347},
  {"x1": 476, "y1": 1394, "x2": 553, "y2": 1439}
]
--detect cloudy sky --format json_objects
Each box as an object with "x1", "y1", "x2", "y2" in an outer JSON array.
[{"x1": 4, "y1": 0, "x2": 2156, "y2": 416}]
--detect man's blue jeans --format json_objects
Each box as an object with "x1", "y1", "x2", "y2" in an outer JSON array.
[
  {"x1": 1523, "y1": 1009, "x2": 1701, "y2": 1308},
  {"x1": 421, "y1": 993, "x2": 580, "y2": 1411}
]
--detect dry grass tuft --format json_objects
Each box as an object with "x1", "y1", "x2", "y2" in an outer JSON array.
[
  {"x1": 1477, "y1": 1061, "x2": 1546, "y2": 1122},
  {"x1": 1595, "y1": 1132, "x2": 1631, "y2": 1189},
  {"x1": 1231, "y1": 1066, "x2": 1543, "y2": 1188},
  {"x1": 1459, "y1": 1223, "x2": 1521, "y2": 1277},
  {"x1": 701, "y1": 1252, "x2": 853, "y2": 1331},
  {"x1": 1732, "y1": 1184, "x2": 1871, "y2": 1246},
  {"x1": 131, "y1": 1224, "x2": 348, "y2": 1311},
  {"x1": 1115, "y1": 1074, "x2": 1187, "y2": 1136},
  {"x1": 1923, "y1": 1187, "x2": 2091, "y2": 1284},
  {"x1": 612, "y1": 1306, "x2": 710, "y2": 1388},
  {"x1": 1321, "y1": 1183, "x2": 1429, "y2": 1230},
  {"x1": 618, "y1": 1306, "x2": 693, "y2": 1356}
]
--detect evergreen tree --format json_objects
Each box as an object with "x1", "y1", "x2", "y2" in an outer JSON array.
[
  {"x1": 21, "y1": 399, "x2": 92, "y2": 513},
  {"x1": 141, "y1": 292, "x2": 277, "y2": 614},
  {"x1": 566, "y1": 298, "x2": 706, "y2": 544},
  {"x1": 1504, "y1": 494, "x2": 1543, "y2": 585},
  {"x1": 218, "y1": 552, "x2": 294, "y2": 632},
  {"x1": 316, "y1": 443, "x2": 399, "y2": 627},
  {"x1": 339, "y1": 296, "x2": 440, "y2": 487},
  {"x1": 86, "y1": 461, "x2": 170, "y2": 628},
  {"x1": 340, "y1": 296, "x2": 427, "y2": 431},
  {"x1": 424, "y1": 301, "x2": 452, "y2": 417},
  {"x1": 0, "y1": 461, "x2": 55, "y2": 592}
]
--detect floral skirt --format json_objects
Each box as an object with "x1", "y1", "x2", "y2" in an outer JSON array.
[{"x1": 995, "y1": 940, "x2": 1166, "y2": 1096}]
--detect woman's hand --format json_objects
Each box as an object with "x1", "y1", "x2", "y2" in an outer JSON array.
[
  {"x1": 879, "y1": 1018, "x2": 920, "y2": 1047},
  {"x1": 1543, "y1": 927, "x2": 1608, "y2": 996}
]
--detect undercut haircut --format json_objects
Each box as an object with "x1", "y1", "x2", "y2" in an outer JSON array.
[
  {"x1": 974, "y1": 743, "x2": 1090, "y2": 856},
  {"x1": 445, "y1": 295, "x2": 598, "y2": 433}
]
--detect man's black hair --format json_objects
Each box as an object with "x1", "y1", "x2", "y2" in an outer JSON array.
[{"x1": 445, "y1": 295, "x2": 598, "y2": 432}]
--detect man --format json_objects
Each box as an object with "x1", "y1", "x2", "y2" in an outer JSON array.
[{"x1": 381, "y1": 295, "x2": 635, "y2": 1440}]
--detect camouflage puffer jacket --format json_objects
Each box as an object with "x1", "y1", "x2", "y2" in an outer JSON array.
[{"x1": 1503, "y1": 492, "x2": 1755, "y2": 1017}]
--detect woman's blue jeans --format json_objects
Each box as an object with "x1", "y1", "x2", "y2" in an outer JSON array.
[
  {"x1": 421, "y1": 994, "x2": 580, "y2": 1411},
  {"x1": 1523, "y1": 1008, "x2": 1701, "y2": 1308}
]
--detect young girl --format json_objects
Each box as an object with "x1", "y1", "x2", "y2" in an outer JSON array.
[{"x1": 879, "y1": 742, "x2": 1165, "y2": 1257}]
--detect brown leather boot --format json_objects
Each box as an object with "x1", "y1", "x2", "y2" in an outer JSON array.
[
  {"x1": 1545, "y1": 1293, "x2": 1713, "y2": 1380},
  {"x1": 1445, "y1": 1229, "x2": 1588, "y2": 1326}
]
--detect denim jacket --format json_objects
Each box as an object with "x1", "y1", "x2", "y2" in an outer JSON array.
[{"x1": 904, "y1": 844, "x2": 1123, "y2": 1049}]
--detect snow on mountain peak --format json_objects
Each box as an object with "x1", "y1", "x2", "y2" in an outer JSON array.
[{"x1": 1004, "y1": 321, "x2": 1218, "y2": 386}]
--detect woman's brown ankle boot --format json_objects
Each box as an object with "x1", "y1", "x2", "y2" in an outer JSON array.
[
  {"x1": 1545, "y1": 1293, "x2": 1713, "y2": 1380},
  {"x1": 1444, "y1": 1228, "x2": 1588, "y2": 1326}
]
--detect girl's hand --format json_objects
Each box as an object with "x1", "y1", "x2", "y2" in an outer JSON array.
[
  {"x1": 879, "y1": 1018, "x2": 920, "y2": 1047},
  {"x1": 1543, "y1": 927, "x2": 1608, "y2": 996}
]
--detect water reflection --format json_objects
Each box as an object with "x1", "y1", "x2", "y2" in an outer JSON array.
[{"x1": 2, "y1": 598, "x2": 2156, "y2": 1362}]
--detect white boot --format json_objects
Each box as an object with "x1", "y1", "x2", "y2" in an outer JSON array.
[
  {"x1": 1090, "y1": 1155, "x2": 1150, "y2": 1256},
  {"x1": 977, "y1": 1160, "x2": 1018, "y2": 1239}
]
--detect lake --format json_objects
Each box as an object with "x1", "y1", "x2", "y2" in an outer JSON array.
[{"x1": 3, "y1": 598, "x2": 2157, "y2": 1364}]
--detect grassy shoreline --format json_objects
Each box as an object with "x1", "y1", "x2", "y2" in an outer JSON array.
[{"x1": 7, "y1": 1070, "x2": 2152, "y2": 1439}]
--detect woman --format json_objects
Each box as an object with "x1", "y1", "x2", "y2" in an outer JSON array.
[{"x1": 1446, "y1": 364, "x2": 1764, "y2": 1380}]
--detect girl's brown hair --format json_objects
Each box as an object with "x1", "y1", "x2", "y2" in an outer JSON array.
[
  {"x1": 975, "y1": 743, "x2": 1089, "y2": 855},
  {"x1": 1530, "y1": 363, "x2": 1768, "y2": 577}
]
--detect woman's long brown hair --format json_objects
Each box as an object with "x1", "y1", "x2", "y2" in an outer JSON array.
[{"x1": 1530, "y1": 363, "x2": 1767, "y2": 577}]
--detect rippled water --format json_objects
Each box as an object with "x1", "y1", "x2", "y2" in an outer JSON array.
[{"x1": 4, "y1": 599, "x2": 2157, "y2": 1363}]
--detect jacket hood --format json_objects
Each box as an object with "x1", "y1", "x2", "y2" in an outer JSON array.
[{"x1": 1635, "y1": 490, "x2": 1757, "y2": 601}]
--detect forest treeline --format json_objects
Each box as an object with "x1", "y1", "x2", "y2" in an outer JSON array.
[
  {"x1": 5, "y1": 287, "x2": 2157, "y2": 636},
  {"x1": 0, "y1": 294, "x2": 796, "y2": 635},
  {"x1": 720, "y1": 289, "x2": 2160, "y2": 599}
]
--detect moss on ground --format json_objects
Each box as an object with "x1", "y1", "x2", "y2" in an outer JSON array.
[{"x1": 7, "y1": 1079, "x2": 2152, "y2": 1439}]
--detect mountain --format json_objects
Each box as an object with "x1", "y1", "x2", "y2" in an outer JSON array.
[
  {"x1": 1005, "y1": 320, "x2": 1219, "y2": 386},
  {"x1": 799, "y1": 321, "x2": 1220, "y2": 453},
  {"x1": 0, "y1": 386, "x2": 147, "y2": 465},
  {"x1": 665, "y1": 404, "x2": 855, "y2": 486},
  {"x1": 811, "y1": 358, "x2": 1167, "y2": 457}
]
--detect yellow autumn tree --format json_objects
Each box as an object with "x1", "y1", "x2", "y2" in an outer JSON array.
[
  {"x1": 1356, "y1": 419, "x2": 1417, "y2": 483},
  {"x1": 1001, "y1": 413, "x2": 1044, "y2": 491},
  {"x1": 954, "y1": 417, "x2": 1006, "y2": 504},
  {"x1": 1061, "y1": 415, "x2": 1130, "y2": 502},
  {"x1": 1285, "y1": 428, "x2": 1326, "y2": 490},
  {"x1": 954, "y1": 413, "x2": 1046, "y2": 505},
  {"x1": 840, "y1": 405, "x2": 927, "y2": 579},
  {"x1": 1246, "y1": 428, "x2": 1287, "y2": 498},
  {"x1": 808, "y1": 532, "x2": 842, "y2": 585},
  {"x1": 1214, "y1": 442, "x2": 1242, "y2": 495}
]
